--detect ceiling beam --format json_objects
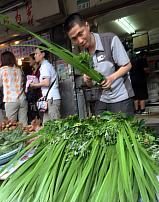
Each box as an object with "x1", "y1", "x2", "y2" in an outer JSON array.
[{"x1": 80, "y1": 0, "x2": 147, "y2": 19}]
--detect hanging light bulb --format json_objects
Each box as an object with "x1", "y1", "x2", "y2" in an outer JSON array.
[{"x1": 17, "y1": 58, "x2": 22, "y2": 66}]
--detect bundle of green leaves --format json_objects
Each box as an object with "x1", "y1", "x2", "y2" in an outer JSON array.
[{"x1": 0, "y1": 113, "x2": 158, "y2": 202}]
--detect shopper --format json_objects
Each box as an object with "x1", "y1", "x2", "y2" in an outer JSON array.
[
  {"x1": 26, "y1": 53, "x2": 42, "y2": 123},
  {"x1": 29, "y1": 53, "x2": 40, "y2": 77},
  {"x1": 0, "y1": 51, "x2": 28, "y2": 125},
  {"x1": 130, "y1": 52, "x2": 149, "y2": 114},
  {"x1": 0, "y1": 87, "x2": 5, "y2": 121},
  {"x1": 30, "y1": 45, "x2": 61, "y2": 123},
  {"x1": 64, "y1": 13, "x2": 134, "y2": 116}
]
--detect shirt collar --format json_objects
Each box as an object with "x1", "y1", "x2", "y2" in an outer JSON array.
[
  {"x1": 41, "y1": 59, "x2": 47, "y2": 65},
  {"x1": 93, "y1": 33, "x2": 104, "y2": 52}
]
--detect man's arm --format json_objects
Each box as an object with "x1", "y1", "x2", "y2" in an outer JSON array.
[
  {"x1": 30, "y1": 78, "x2": 50, "y2": 88},
  {"x1": 101, "y1": 34, "x2": 132, "y2": 89},
  {"x1": 101, "y1": 62, "x2": 132, "y2": 89}
]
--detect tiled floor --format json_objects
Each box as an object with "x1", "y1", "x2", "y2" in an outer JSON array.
[
  {"x1": 136, "y1": 113, "x2": 159, "y2": 124},
  {"x1": 136, "y1": 112, "x2": 159, "y2": 135}
]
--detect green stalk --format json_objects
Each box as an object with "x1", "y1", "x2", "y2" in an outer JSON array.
[
  {"x1": 35, "y1": 141, "x2": 66, "y2": 202},
  {"x1": 95, "y1": 153, "x2": 113, "y2": 202},
  {"x1": 116, "y1": 127, "x2": 134, "y2": 202},
  {"x1": 70, "y1": 140, "x2": 99, "y2": 202},
  {"x1": 55, "y1": 158, "x2": 81, "y2": 202},
  {"x1": 0, "y1": 147, "x2": 45, "y2": 201},
  {"x1": 118, "y1": 171, "x2": 127, "y2": 202},
  {"x1": 0, "y1": 14, "x2": 105, "y2": 83},
  {"x1": 123, "y1": 130, "x2": 153, "y2": 202},
  {"x1": 125, "y1": 121, "x2": 144, "y2": 172},
  {"x1": 132, "y1": 176, "x2": 140, "y2": 202},
  {"x1": 87, "y1": 144, "x2": 106, "y2": 200},
  {"x1": 140, "y1": 151, "x2": 159, "y2": 196},
  {"x1": 91, "y1": 146, "x2": 111, "y2": 200},
  {"x1": 109, "y1": 157, "x2": 119, "y2": 201},
  {"x1": 52, "y1": 152, "x2": 72, "y2": 199},
  {"x1": 63, "y1": 167, "x2": 78, "y2": 202},
  {"x1": 6, "y1": 147, "x2": 48, "y2": 202}
]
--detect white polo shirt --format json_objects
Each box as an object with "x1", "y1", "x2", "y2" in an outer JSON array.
[{"x1": 39, "y1": 60, "x2": 61, "y2": 100}]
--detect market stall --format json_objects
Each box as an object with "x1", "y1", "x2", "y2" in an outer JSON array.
[{"x1": 0, "y1": 113, "x2": 158, "y2": 202}]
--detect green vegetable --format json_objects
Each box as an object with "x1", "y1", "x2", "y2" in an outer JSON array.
[
  {"x1": 0, "y1": 126, "x2": 25, "y2": 155},
  {"x1": 0, "y1": 14, "x2": 105, "y2": 83},
  {"x1": 0, "y1": 113, "x2": 158, "y2": 202}
]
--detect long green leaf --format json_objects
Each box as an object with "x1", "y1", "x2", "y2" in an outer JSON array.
[{"x1": 0, "y1": 14, "x2": 105, "y2": 83}]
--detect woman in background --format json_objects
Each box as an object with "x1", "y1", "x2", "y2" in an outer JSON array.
[
  {"x1": 0, "y1": 51, "x2": 28, "y2": 125},
  {"x1": 29, "y1": 53, "x2": 40, "y2": 78},
  {"x1": 0, "y1": 87, "x2": 5, "y2": 121},
  {"x1": 26, "y1": 53, "x2": 42, "y2": 124}
]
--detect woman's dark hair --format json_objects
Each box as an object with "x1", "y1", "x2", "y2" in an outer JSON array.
[
  {"x1": 38, "y1": 44, "x2": 49, "y2": 59},
  {"x1": 29, "y1": 53, "x2": 35, "y2": 60},
  {"x1": 64, "y1": 13, "x2": 86, "y2": 33},
  {"x1": 1, "y1": 51, "x2": 17, "y2": 66}
]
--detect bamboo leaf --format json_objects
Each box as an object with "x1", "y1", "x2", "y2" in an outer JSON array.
[{"x1": 0, "y1": 14, "x2": 105, "y2": 83}]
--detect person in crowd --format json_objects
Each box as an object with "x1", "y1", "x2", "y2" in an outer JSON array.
[
  {"x1": 26, "y1": 53, "x2": 42, "y2": 124},
  {"x1": 30, "y1": 45, "x2": 61, "y2": 123},
  {"x1": 0, "y1": 51, "x2": 28, "y2": 125},
  {"x1": 29, "y1": 53, "x2": 40, "y2": 77},
  {"x1": 64, "y1": 13, "x2": 134, "y2": 116},
  {"x1": 130, "y1": 52, "x2": 149, "y2": 114},
  {"x1": 0, "y1": 87, "x2": 5, "y2": 121}
]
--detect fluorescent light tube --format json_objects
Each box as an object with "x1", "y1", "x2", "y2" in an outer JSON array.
[
  {"x1": 0, "y1": 2, "x2": 24, "y2": 14},
  {"x1": 115, "y1": 17, "x2": 136, "y2": 34}
]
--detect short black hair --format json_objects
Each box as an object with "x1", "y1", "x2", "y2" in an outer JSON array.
[
  {"x1": 64, "y1": 13, "x2": 86, "y2": 33},
  {"x1": 1, "y1": 51, "x2": 17, "y2": 66}
]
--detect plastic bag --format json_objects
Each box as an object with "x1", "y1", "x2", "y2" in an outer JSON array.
[{"x1": 36, "y1": 97, "x2": 48, "y2": 112}]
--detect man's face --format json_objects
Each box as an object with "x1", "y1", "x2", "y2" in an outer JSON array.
[
  {"x1": 34, "y1": 48, "x2": 44, "y2": 63},
  {"x1": 67, "y1": 22, "x2": 91, "y2": 49}
]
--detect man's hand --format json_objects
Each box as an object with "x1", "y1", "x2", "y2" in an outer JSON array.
[
  {"x1": 101, "y1": 75, "x2": 115, "y2": 89},
  {"x1": 83, "y1": 74, "x2": 91, "y2": 82},
  {"x1": 29, "y1": 83, "x2": 36, "y2": 88},
  {"x1": 83, "y1": 74, "x2": 93, "y2": 87}
]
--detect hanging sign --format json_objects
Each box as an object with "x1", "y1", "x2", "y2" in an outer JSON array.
[
  {"x1": 26, "y1": 1, "x2": 33, "y2": 25},
  {"x1": 76, "y1": 0, "x2": 90, "y2": 10},
  {"x1": 15, "y1": 8, "x2": 22, "y2": 24}
]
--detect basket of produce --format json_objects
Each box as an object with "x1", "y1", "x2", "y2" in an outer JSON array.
[
  {"x1": 0, "y1": 144, "x2": 22, "y2": 166},
  {"x1": 0, "y1": 120, "x2": 25, "y2": 166},
  {"x1": 0, "y1": 119, "x2": 40, "y2": 166}
]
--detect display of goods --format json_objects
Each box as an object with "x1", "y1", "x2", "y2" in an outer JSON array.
[
  {"x1": 0, "y1": 120, "x2": 25, "y2": 156},
  {"x1": 0, "y1": 113, "x2": 158, "y2": 202},
  {"x1": 0, "y1": 118, "x2": 41, "y2": 165}
]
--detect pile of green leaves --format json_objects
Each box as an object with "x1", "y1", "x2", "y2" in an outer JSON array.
[
  {"x1": 0, "y1": 113, "x2": 158, "y2": 202},
  {"x1": 0, "y1": 127, "x2": 26, "y2": 155}
]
